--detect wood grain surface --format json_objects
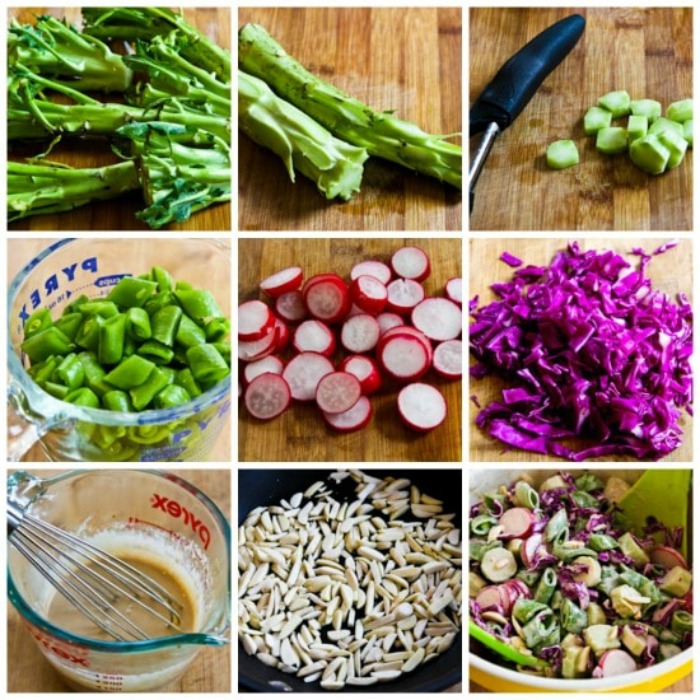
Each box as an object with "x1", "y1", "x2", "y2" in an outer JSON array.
[
  {"x1": 238, "y1": 7, "x2": 462, "y2": 231},
  {"x1": 7, "y1": 238, "x2": 231, "y2": 462},
  {"x1": 8, "y1": 7, "x2": 231, "y2": 231},
  {"x1": 7, "y1": 469, "x2": 231, "y2": 692},
  {"x1": 469, "y1": 8, "x2": 692, "y2": 231},
  {"x1": 238, "y1": 238, "x2": 462, "y2": 462},
  {"x1": 469, "y1": 238, "x2": 692, "y2": 462}
]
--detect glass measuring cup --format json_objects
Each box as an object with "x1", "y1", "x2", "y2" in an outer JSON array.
[
  {"x1": 8, "y1": 238, "x2": 231, "y2": 462},
  {"x1": 7, "y1": 469, "x2": 230, "y2": 692}
]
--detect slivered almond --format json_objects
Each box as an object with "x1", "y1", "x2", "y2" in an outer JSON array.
[
  {"x1": 402, "y1": 646, "x2": 425, "y2": 672},
  {"x1": 372, "y1": 669, "x2": 403, "y2": 681}
]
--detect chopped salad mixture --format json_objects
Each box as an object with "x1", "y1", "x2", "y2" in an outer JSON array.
[{"x1": 470, "y1": 472, "x2": 692, "y2": 679}]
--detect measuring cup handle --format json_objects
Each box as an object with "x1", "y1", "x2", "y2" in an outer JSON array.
[{"x1": 7, "y1": 381, "x2": 69, "y2": 462}]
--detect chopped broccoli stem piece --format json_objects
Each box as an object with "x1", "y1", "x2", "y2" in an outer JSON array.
[
  {"x1": 658, "y1": 129, "x2": 688, "y2": 168},
  {"x1": 598, "y1": 90, "x2": 631, "y2": 118},
  {"x1": 683, "y1": 119, "x2": 693, "y2": 148},
  {"x1": 629, "y1": 134, "x2": 670, "y2": 174},
  {"x1": 649, "y1": 117, "x2": 684, "y2": 139},
  {"x1": 667, "y1": 99, "x2": 693, "y2": 124},
  {"x1": 627, "y1": 115, "x2": 648, "y2": 142},
  {"x1": 630, "y1": 99, "x2": 661, "y2": 123},
  {"x1": 546, "y1": 140, "x2": 579, "y2": 169},
  {"x1": 596, "y1": 126, "x2": 628, "y2": 155},
  {"x1": 583, "y1": 106, "x2": 612, "y2": 135}
]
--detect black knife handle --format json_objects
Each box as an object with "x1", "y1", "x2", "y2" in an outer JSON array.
[{"x1": 470, "y1": 14, "x2": 585, "y2": 136}]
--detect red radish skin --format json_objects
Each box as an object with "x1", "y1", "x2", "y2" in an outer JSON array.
[
  {"x1": 282, "y1": 352, "x2": 335, "y2": 401},
  {"x1": 501, "y1": 580, "x2": 530, "y2": 613},
  {"x1": 378, "y1": 326, "x2": 433, "y2": 364},
  {"x1": 593, "y1": 650, "x2": 637, "y2": 678},
  {"x1": 339, "y1": 355, "x2": 382, "y2": 395},
  {"x1": 433, "y1": 339, "x2": 462, "y2": 379},
  {"x1": 475, "y1": 586, "x2": 503, "y2": 612},
  {"x1": 273, "y1": 317, "x2": 290, "y2": 352},
  {"x1": 315, "y1": 371, "x2": 362, "y2": 414},
  {"x1": 397, "y1": 383, "x2": 446, "y2": 432},
  {"x1": 275, "y1": 291, "x2": 308, "y2": 322},
  {"x1": 411, "y1": 297, "x2": 462, "y2": 341},
  {"x1": 244, "y1": 373, "x2": 291, "y2": 420},
  {"x1": 377, "y1": 312, "x2": 404, "y2": 334},
  {"x1": 347, "y1": 303, "x2": 365, "y2": 318},
  {"x1": 323, "y1": 395, "x2": 373, "y2": 432},
  {"x1": 349, "y1": 275, "x2": 388, "y2": 314},
  {"x1": 293, "y1": 319, "x2": 336, "y2": 357},
  {"x1": 260, "y1": 266, "x2": 303, "y2": 297},
  {"x1": 498, "y1": 507, "x2": 535, "y2": 539},
  {"x1": 445, "y1": 277, "x2": 462, "y2": 305},
  {"x1": 243, "y1": 355, "x2": 284, "y2": 385},
  {"x1": 350, "y1": 260, "x2": 392, "y2": 285},
  {"x1": 341, "y1": 314, "x2": 380, "y2": 354},
  {"x1": 378, "y1": 334, "x2": 431, "y2": 381},
  {"x1": 649, "y1": 546, "x2": 688, "y2": 570},
  {"x1": 238, "y1": 325, "x2": 278, "y2": 362},
  {"x1": 391, "y1": 246, "x2": 431, "y2": 282},
  {"x1": 238, "y1": 300, "x2": 274, "y2": 341},
  {"x1": 302, "y1": 274, "x2": 351, "y2": 323},
  {"x1": 386, "y1": 279, "x2": 425, "y2": 315},
  {"x1": 520, "y1": 534, "x2": 545, "y2": 569}
]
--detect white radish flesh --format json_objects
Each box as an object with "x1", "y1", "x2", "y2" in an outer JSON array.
[
  {"x1": 245, "y1": 373, "x2": 291, "y2": 420},
  {"x1": 386, "y1": 279, "x2": 425, "y2": 315},
  {"x1": 238, "y1": 325, "x2": 277, "y2": 362},
  {"x1": 377, "y1": 312, "x2": 404, "y2": 334},
  {"x1": 243, "y1": 355, "x2": 284, "y2": 385},
  {"x1": 498, "y1": 507, "x2": 535, "y2": 539},
  {"x1": 350, "y1": 260, "x2": 392, "y2": 285},
  {"x1": 238, "y1": 300, "x2": 274, "y2": 341},
  {"x1": 260, "y1": 266, "x2": 303, "y2": 297},
  {"x1": 433, "y1": 339, "x2": 462, "y2": 379},
  {"x1": 339, "y1": 355, "x2": 382, "y2": 395},
  {"x1": 315, "y1": 372, "x2": 362, "y2": 414},
  {"x1": 445, "y1": 277, "x2": 462, "y2": 305},
  {"x1": 474, "y1": 586, "x2": 503, "y2": 612},
  {"x1": 391, "y1": 246, "x2": 430, "y2": 282},
  {"x1": 650, "y1": 546, "x2": 688, "y2": 570},
  {"x1": 411, "y1": 298, "x2": 462, "y2": 341},
  {"x1": 303, "y1": 274, "x2": 351, "y2": 323},
  {"x1": 379, "y1": 335, "x2": 430, "y2": 381},
  {"x1": 323, "y1": 395, "x2": 373, "y2": 432},
  {"x1": 282, "y1": 352, "x2": 335, "y2": 401},
  {"x1": 595, "y1": 649, "x2": 637, "y2": 678},
  {"x1": 293, "y1": 320, "x2": 336, "y2": 356},
  {"x1": 379, "y1": 326, "x2": 433, "y2": 364},
  {"x1": 349, "y1": 275, "x2": 388, "y2": 314},
  {"x1": 397, "y1": 383, "x2": 446, "y2": 432},
  {"x1": 275, "y1": 291, "x2": 308, "y2": 322},
  {"x1": 520, "y1": 534, "x2": 544, "y2": 569},
  {"x1": 341, "y1": 314, "x2": 380, "y2": 353}
]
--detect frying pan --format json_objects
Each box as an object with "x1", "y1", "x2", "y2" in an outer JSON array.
[{"x1": 238, "y1": 468, "x2": 462, "y2": 692}]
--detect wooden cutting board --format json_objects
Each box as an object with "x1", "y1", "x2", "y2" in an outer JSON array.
[
  {"x1": 469, "y1": 238, "x2": 692, "y2": 462},
  {"x1": 470, "y1": 8, "x2": 692, "y2": 231},
  {"x1": 238, "y1": 7, "x2": 462, "y2": 231},
  {"x1": 238, "y1": 238, "x2": 462, "y2": 462},
  {"x1": 7, "y1": 469, "x2": 230, "y2": 692},
  {"x1": 8, "y1": 7, "x2": 231, "y2": 231}
]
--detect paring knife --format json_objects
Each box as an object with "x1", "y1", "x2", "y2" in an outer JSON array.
[{"x1": 469, "y1": 14, "x2": 586, "y2": 213}]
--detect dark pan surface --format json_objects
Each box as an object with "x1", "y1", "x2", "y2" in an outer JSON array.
[{"x1": 238, "y1": 468, "x2": 462, "y2": 692}]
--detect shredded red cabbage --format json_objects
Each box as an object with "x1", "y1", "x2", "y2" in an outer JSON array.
[
  {"x1": 470, "y1": 242, "x2": 693, "y2": 460},
  {"x1": 500, "y1": 251, "x2": 524, "y2": 268},
  {"x1": 644, "y1": 518, "x2": 684, "y2": 549}
]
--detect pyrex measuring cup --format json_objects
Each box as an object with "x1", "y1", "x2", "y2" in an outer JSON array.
[
  {"x1": 8, "y1": 238, "x2": 231, "y2": 462},
  {"x1": 8, "y1": 469, "x2": 230, "y2": 691}
]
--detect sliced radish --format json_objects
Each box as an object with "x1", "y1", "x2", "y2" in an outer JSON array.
[
  {"x1": 593, "y1": 649, "x2": 637, "y2": 678},
  {"x1": 349, "y1": 275, "x2": 388, "y2": 315},
  {"x1": 377, "y1": 312, "x2": 404, "y2": 334},
  {"x1": 244, "y1": 373, "x2": 291, "y2": 420},
  {"x1": 275, "y1": 291, "x2": 308, "y2": 323},
  {"x1": 350, "y1": 260, "x2": 392, "y2": 285},
  {"x1": 411, "y1": 297, "x2": 462, "y2": 341},
  {"x1": 397, "y1": 383, "x2": 446, "y2": 432},
  {"x1": 501, "y1": 580, "x2": 530, "y2": 612},
  {"x1": 293, "y1": 319, "x2": 336, "y2": 357},
  {"x1": 378, "y1": 326, "x2": 433, "y2": 365},
  {"x1": 378, "y1": 334, "x2": 430, "y2": 381},
  {"x1": 341, "y1": 314, "x2": 380, "y2": 354},
  {"x1": 238, "y1": 300, "x2": 274, "y2": 341},
  {"x1": 433, "y1": 339, "x2": 462, "y2": 379},
  {"x1": 243, "y1": 355, "x2": 284, "y2": 385},
  {"x1": 238, "y1": 325, "x2": 277, "y2": 362},
  {"x1": 260, "y1": 266, "x2": 303, "y2": 297},
  {"x1": 650, "y1": 546, "x2": 688, "y2": 570},
  {"x1": 282, "y1": 352, "x2": 335, "y2": 401},
  {"x1": 386, "y1": 279, "x2": 425, "y2": 315},
  {"x1": 302, "y1": 274, "x2": 351, "y2": 323},
  {"x1": 520, "y1": 534, "x2": 545, "y2": 569},
  {"x1": 323, "y1": 395, "x2": 373, "y2": 432},
  {"x1": 346, "y1": 303, "x2": 365, "y2": 318},
  {"x1": 391, "y1": 246, "x2": 430, "y2": 282},
  {"x1": 339, "y1": 355, "x2": 382, "y2": 395},
  {"x1": 315, "y1": 371, "x2": 362, "y2": 414},
  {"x1": 499, "y1": 507, "x2": 535, "y2": 539},
  {"x1": 445, "y1": 277, "x2": 462, "y2": 305},
  {"x1": 474, "y1": 586, "x2": 503, "y2": 612},
  {"x1": 273, "y1": 317, "x2": 290, "y2": 352}
]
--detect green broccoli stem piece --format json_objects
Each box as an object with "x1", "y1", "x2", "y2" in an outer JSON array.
[
  {"x1": 238, "y1": 23, "x2": 462, "y2": 189},
  {"x1": 81, "y1": 7, "x2": 231, "y2": 83},
  {"x1": 9, "y1": 15, "x2": 132, "y2": 92},
  {"x1": 8, "y1": 160, "x2": 140, "y2": 221},
  {"x1": 239, "y1": 69, "x2": 368, "y2": 201}
]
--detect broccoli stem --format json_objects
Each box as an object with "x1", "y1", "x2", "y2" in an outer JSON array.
[
  {"x1": 8, "y1": 160, "x2": 140, "y2": 221},
  {"x1": 238, "y1": 23, "x2": 462, "y2": 189},
  {"x1": 239, "y1": 69, "x2": 368, "y2": 201}
]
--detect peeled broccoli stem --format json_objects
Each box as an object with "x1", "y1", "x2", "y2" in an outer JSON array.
[
  {"x1": 238, "y1": 23, "x2": 462, "y2": 189},
  {"x1": 81, "y1": 7, "x2": 231, "y2": 83},
  {"x1": 239, "y1": 69, "x2": 368, "y2": 201},
  {"x1": 8, "y1": 160, "x2": 140, "y2": 221},
  {"x1": 8, "y1": 15, "x2": 132, "y2": 92}
]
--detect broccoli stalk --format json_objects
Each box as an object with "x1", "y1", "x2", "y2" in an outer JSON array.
[
  {"x1": 8, "y1": 15, "x2": 132, "y2": 92},
  {"x1": 238, "y1": 23, "x2": 462, "y2": 189},
  {"x1": 8, "y1": 160, "x2": 140, "y2": 221},
  {"x1": 239, "y1": 69, "x2": 368, "y2": 201}
]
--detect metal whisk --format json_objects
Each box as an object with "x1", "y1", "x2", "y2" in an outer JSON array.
[{"x1": 8, "y1": 499, "x2": 183, "y2": 642}]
